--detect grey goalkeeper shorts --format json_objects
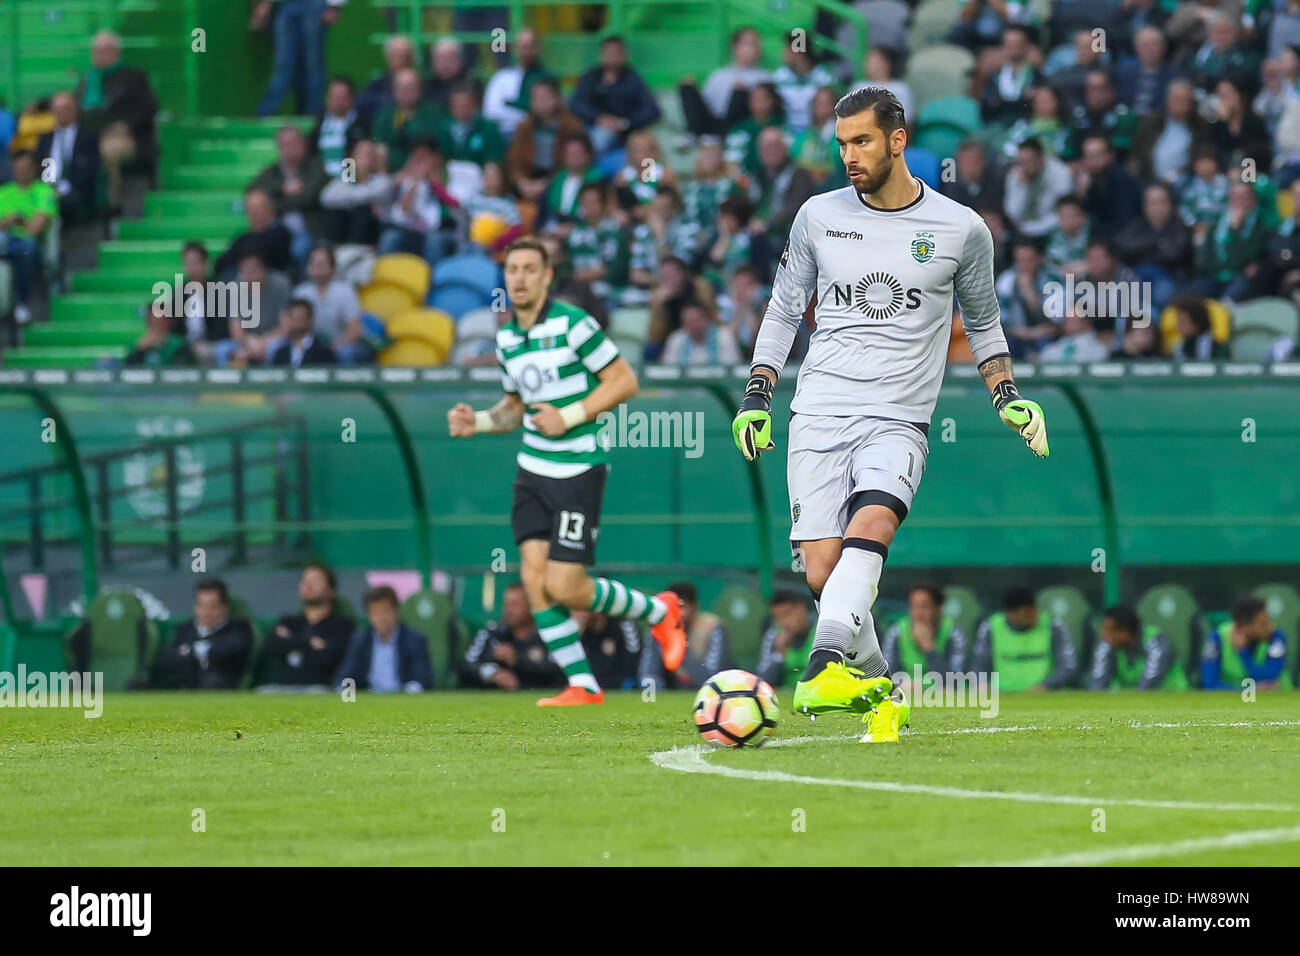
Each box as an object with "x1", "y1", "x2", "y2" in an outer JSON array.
[{"x1": 786, "y1": 413, "x2": 929, "y2": 550}]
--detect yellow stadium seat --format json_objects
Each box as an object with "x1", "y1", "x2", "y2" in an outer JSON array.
[
  {"x1": 379, "y1": 338, "x2": 448, "y2": 367},
  {"x1": 387, "y1": 308, "x2": 455, "y2": 355},
  {"x1": 1278, "y1": 189, "x2": 1295, "y2": 223},
  {"x1": 1159, "y1": 299, "x2": 1232, "y2": 353},
  {"x1": 359, "y1": 282, "x2": 420, "y2": 321},
  {"x1": 370, "y1": 254, "x2": 432, "y2": 300}
]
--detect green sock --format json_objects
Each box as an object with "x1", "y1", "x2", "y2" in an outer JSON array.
[
  {"x1": 534, "y1": 605, "x2": 599, "y2": 692},
  {"x1": 589, "y1": 577, "x2": 667, "y2": 624}
]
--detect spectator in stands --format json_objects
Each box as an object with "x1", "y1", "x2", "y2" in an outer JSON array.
[
  {"x1": 630, "y1": 185, "x2": 703, "y2": 277},
  {"x1": 258, "y1": 563, "x2": 355, "y2": 687},
  {"x1": 703, "y1": 193, "x2": 772, "y2": 290},
  {"x1": 506, "y1": 78, "x2": 586, "y2": 203},
  {"x1": 1263, "y1": 179, "x2": 1300, "y2": 297},
  {"x1": 996, "y1": 240, "x2": 1060, "y2": 357},
  {"x1": 1112, "y1": 182, "x2": 1193, "y2": 309},
  {"x1": 1063, "y1": 71, "x2": 1136, "y2": 161},
  {"x1": 1206, "y1": 78, "x2": 1273, "y2": 171},
  {"x1": 253, "y1": 0, "x2": 345, "y2": 117},
  {"x1": 942, "y1": 139, "x2": 1005, "y2": 211},
  {"x1": 748, "y1": 126, "x2": 816, "y2": 242},
  {"x1": 980, "y1": 25, "x2": 1040, "y2": 125},
  {"x1": 1037, "y1": 305, "x2": 1111, "y2": 362},
  {"x1": 460, "y1": 582, "x2": 562, "y2": 690},
  {"x1": 756, "y1": 589, "x2": 815, "y2": 688},
  {"x1": 1047, "y1": 29, "x2": 1107, "y2": 114},
  {"x1": 882, "y1": 582, "x2": 971, "y2": 683},
  {"x1": 573, "y1": 608, "x2": 641, "y2": 690},
  {"x1": 464, "y1": 160, "x2": 523, "y2": 253},
  {"x1": 771, "y1": 41, "x2": 836, "y2": 133},
  {"x1": 378, "y1": 140, "x2": 461, "y2": 264},
  {"x1": 612, "y1": 130, "x2": 675, "y2": 207},
  {"x1": 357, "y1": 35, "x2": 416, "y2": 124},
  {"x1": 1112, "y1": 321, "x2": 1161, "y2": 359},
  {"x1": 1192, "y1": 181, "x2": 1270, "y2": 301},
  {"x1": 216, "y1": 252, "x2": 292, "y2": 366},
  {"x1": 661, "y1": 299, "x2": 742, "y2": 365},
  {"x1": 482, "y1": 28, "x2": 554, "y2": 138},
  {"x1": 543, "y1": 136, "x2": 603, "y2": 227},
  {"x1": 1202, "y1": 596, "x2": 1292, "y2": 690},
  {"x1": 724, "y1": 81, "x2": 789, "y2": 178},
  {"x1": 646, "y1": 254, "x2": 717, "y2": 356},
  {"x1": 1076, "y1": 135, "x2": 1143, "y2": 237},
  {"x1": 682, "y1": 138, "x2": 739, "y2": 232},
  {"x1": 970, "y1": 585, "x2": 1079, "y2": 691},
  {"x1": 569, "y1": 35, "x2": 661, "y2": 157},
  {"x1": 76, "y1": 31, "x2": 158, "y2": 210},
  {"x1": 1188, "y1": 13, "x2": 1258, "y2": 95},
  {"x1": 1270, "y1": 1, "x2": 1300, "y2": 58},
  {"x1": 565, "y1": 182, "x2": 624, "y2": 298},
  {"x1": 151, "y1": 578, "x2": 253, "y2": 690},
  {"x1": 1002, "y1": 84, "x2": 1069, "y2": 159},
  {"x1": 1114, "y1": 25, "x2": 1174, "y2": 118},
  {"x1": 215, "y1": 188, "x2": 293, "y2": 278},
  {"x1": 179, "y1": 241, "x2": 227, "y2": 363},
  {"x1": 1178, "y1": 146, "x2": 1230, "y2": 235},
  {"x1": 1004, "y1": 137, "x2": 1073, "y2": 238},
  {"x1": 320, "y1": 138, "x2": 391, "y2": 245},
  {"x1": 1132, "y1": 79, "x2": 1213, "y2": 183},
  {"x1": 1044, "y1": 194, "x2": 1090, "y2": 274},
  {"x1": 792, "y1": 86, "x2": 844, "y2": 189},
  {"x1": 861, "y1": 47, "x2": 913, "y2": 127},
  {"x1": 251, "y1": 125, "x2": 328, "y2": 265},
  {"x1": 679, "y1": 26, "x2": 770, "y2": 138},
  {"x1": 1168, "y1": 294, "x2": 1227, "y2": 359},
  {"x1": 268, "y1": 298, "x2": 338, "y2": 366},
  {"x1": 639, "y1": 581, "x2": 729, "y2": 690},
  {"x1": 718, "y1": 264, "x2": 767, "y2": 357},
  {"x1": 1079, "y1": 238, "x2": 1140, "y2": 331},
  {"x1": 1254, "y1": 57, "x2": 1294, "y2": 133},
  {"x1": 0, "y1": 151, "x2": 56, "y2": 326},
  {"x1": 126, "y1": 300, "x2": 197, "y2": 367},
  {"x1": 293, "y1": 244, "x2": 368, "y2": 363},
  {"x1": 978, "y1": 205, "x2": 1013, "y2": 274},
  {"x1": 437, "y1": 82, "x2": 504, "y2": 168},
  {"x1": 1089, "y1": 605, "x2": 1187, "y2": 690},
  {"x1": 311, "y1": 77, "x2": 367, "y2": 179},
  {"x1": 423, "y1": 37, "x2": 481, "y2": 112},
  {"x1": 37, "y1": 92, "x2": 101, "y2": 223},
  {"x1": 336, "y1": 585, "x2": 435, "y2": 692},
  {"x1": 372, "y1": 67, "x2": 442, "y2": 173},
  {"x1": 950, "y1": 0, "x2": 1025, "y2": 50}
]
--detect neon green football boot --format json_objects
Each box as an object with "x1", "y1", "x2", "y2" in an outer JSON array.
[
  {"x1": 792, "y1": 660, "x2": 892, "y2": 717},
  {"x1": 861, "y1": 686, "x2": 911, "y2": 743}
]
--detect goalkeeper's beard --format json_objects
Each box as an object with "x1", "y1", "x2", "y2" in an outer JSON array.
[{"x1": 851, "y1": 153, "x2": 899, "y2": 198}]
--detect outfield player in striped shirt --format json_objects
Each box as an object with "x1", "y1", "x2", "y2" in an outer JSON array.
[{"x1": 448, "y1": 237, "x2": 687, "y2": 705}]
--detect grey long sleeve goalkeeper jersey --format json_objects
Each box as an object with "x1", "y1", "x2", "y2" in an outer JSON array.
[{"x1": 750, "y1": 180, "x2": 1010, "y2": 424}]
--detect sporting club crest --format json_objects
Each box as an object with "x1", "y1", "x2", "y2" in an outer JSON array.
[{"x1": 911, "y1": 232, "x2": 936, "y2": 263}]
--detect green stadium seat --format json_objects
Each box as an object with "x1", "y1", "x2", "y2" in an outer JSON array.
[
  {"x1": 1230, "y1": 328, "x2": 1280, "y2": 361},
  {"x1": 401, "y1": 589, "x2": 459, "y2": 688},
  {"x1": 1136, "y1": 584, "x2": 1201, "y2": 685},
  {"x1": 711, "y1": 584, "x2": 767, "y2": 671},
  {"x1": 917, "y1": 96, "x2": 981, "y2": 134},
  {"x1": 909, "y1": 0, "x2": 965, "y2": 48},
  {"x1": 610, "y1": 307, "x2": 652, "y2": 342},
  {"x1": 940, "y1": 585, "x2": 982, "y2": 644},
  {"x1": 904, "y1": 46, "x2": 975, "y2": 110},
  {"x1": 1253, "y1": 584, "x2": 1300, "y2": 678},
  {"x1": 1231, "y1": 297, "x2": 1299, "y2": 338},
  {"x1": 1037, "y1": 585, "x2": 1091, "y2": 676},
  {"x1": 83, "y1": 591, "x2": 151, "y2": 691}
]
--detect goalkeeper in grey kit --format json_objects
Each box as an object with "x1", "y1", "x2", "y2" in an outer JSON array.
[{"x1": 730, "y1": 87, "x2": 1050, "y2": 743}]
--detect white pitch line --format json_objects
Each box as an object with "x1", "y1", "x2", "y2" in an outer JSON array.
[
  {"x1": 973, "y1": 825, "x2": 1300, "y2": 867},
  {"x1": 765, "y1": 718, "x2": 1300, "y2": 747},
  {"x1": 650, "y1": 746, "x2": 1299, "y2": 812}
]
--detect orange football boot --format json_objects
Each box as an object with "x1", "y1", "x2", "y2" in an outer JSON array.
[
  {"x1": 537, "y1": 685, "x2": 605, "y2": 706},
  {"x1": 651, "y1": 591, "x2": 687, "y2": 672}
]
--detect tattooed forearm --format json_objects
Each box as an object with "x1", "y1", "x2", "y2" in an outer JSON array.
[
  {"x1": 977, "y1": 354, "x2": 1012, "y2": 384},
  {"x1": 488, "y1": 395, "x2": 524, "y2": 432}
]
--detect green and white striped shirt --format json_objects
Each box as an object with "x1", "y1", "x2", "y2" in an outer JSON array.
[{"x1": 497, "y1": 299, "x2": 621, "y2": 478}]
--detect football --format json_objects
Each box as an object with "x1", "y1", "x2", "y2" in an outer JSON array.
[{"x1": 691, "y1": 669, "x2": 779, "y2": 748}]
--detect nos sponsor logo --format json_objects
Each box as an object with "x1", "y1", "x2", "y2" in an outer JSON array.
[{"x1": 829, "y1": 273, "x2": 923, "y2": 320}]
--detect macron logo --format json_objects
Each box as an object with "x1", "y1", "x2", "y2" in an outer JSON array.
[
  {"x1": 50, "y1": 886, "x2": 151, "y2": 937},
  {"x1": 825, "y1": 229, "x2": 863, "y2": 240}
]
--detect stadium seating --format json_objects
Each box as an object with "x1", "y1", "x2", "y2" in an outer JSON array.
[
  {"x1": 371, "y1": 254, "x2": 433, "y2": 302},
  {"x1": 915, "y1": 96, "x2": 981, "y2": 158},
  {"x1": 711, "y1": 583, "x2": 767, "y2": 670},
  {"x1": 904, "y1": 44, "x2": 975, "y2": 110},
  {"x1": 1229, "y1": 298, "x2": 1299, "y2": 361},
  {"x1": 400, "y1": 589, "x2": 460, "y2": 688},
  {"x1": 360, "y1": 282, "x2": 422, "y2": 322},
  {"x1": 82, "y1": 591, "x2": 150, "y2": 691},
  {"x1": 1036, "y1": 585, "x2": 1092, "y2": 669},
  {"x1": 1254, "y1": 583, "x2": 1300, "y2": 684},
  {"x1": 940, "y1": 585, "x2": 982, "y2": 644},
  {"x1": 908, "y1": 0, "x2": 963, "y2": 48},
  {"x1": 609, "y1": 307, "x2": 652, "y2": 343},
  {"x1": 387, "y1": 308, "x2": 455, "y2": 362},
  {"x1": 1159, "y1": 300, "x2": 1232, "y2": 353},
  {"x1": 1136, "y1": 584, "x2": 1201, "y2": 684}
]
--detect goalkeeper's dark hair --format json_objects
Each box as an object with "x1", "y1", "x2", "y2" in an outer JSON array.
[
  {"x1": 1231, "y1": 596, "x2": 1267, "y2": 626},
  {"x1": 1002, "y1": 585, "x2": 1036, "y2": 612},
  {"x1": 834, "y1": 86, "x2": 906, "y2": 136},
  {"x1": 1103, "y1": 605, "x2": 1140, "y2": 635}
]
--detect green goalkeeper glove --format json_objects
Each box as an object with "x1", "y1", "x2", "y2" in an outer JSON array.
[
  {"x1": 732, "y1": 372, "x2": 776, "y2": 462},
  {"x1": 992, "y1": 381, "x2": 1049, "y2": 458}
]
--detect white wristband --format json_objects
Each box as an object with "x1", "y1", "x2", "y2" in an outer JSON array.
[
  {"x1": 559, "y1": 402, "x2": 587, "y2": 430},
  {"x1": 473, "y1": 410, "x2": 494, "y2": 433}
]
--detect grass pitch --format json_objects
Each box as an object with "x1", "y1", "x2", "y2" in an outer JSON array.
[{"x1": 2, "y1": 690, "x2": 1298, "y2": 866}]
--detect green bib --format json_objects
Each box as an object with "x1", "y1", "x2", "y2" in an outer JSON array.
[
  {"x1": 1214, "y1": 622, "x2": 1292, "y2": 688},
  {"x1": 895, "y1": 616, "x2": 954, "y2": 674},
  {"x1": 989, "y1": 611, "x2": 1052, "y2": 691},
  {"x1": 1112, "y1": 626, "x2": 1187, "y2": 689}
]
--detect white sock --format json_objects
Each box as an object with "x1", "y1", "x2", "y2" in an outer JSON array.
[{"x1": 813, "y1": 543, "x2": 887, "y2": 677}]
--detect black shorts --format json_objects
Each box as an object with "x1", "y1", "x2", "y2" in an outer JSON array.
[{"x1": 511, "y1": 465, "x2": 607, "y2": 565}]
